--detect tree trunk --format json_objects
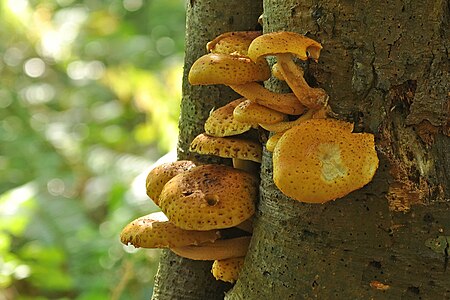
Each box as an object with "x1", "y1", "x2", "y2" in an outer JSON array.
[
  {"x1": 227, "y1": 0, "x2": 449, "y2": 298},
  {"x1": 151, "y1": 1, "x2": 262, "y2": 299}
]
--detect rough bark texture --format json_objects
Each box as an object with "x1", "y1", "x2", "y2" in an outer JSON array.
[
  {"x1": 151, "y1": 1, "x2": 262, "y2": 299},
  {"x1": 227, "y1": 0, "x2": 449, "y2": 298}
]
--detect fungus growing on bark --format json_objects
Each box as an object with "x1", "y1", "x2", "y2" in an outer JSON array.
[
  {"x1": 259, "y1": 108, "x2": 315, "y2": 132},
  {"x1": 158, "y1": 164, "x2": 258, "y2": 230},
  {"x1": 266, "y1": 131, "x2": 284, "y2": 153},
  {"x1": 189, "y1": 133, "x2": 262, "y2": 171},
  {"x1": 206, "y1": 31, "x2": 261, "y2": 56},
  {"x1": 120, "y1": 212, "x2": 220, "y2": 248},
  {"x1": 273, "y1": 119, "x2": 378, "y2": 203},
  {"x1": 171, "y1": 236, "x2": 250, "y2": 261},
  {"x1": 146, "y1": 160, "x2": 197, "y2": 205},
  {"x1": 211, "y1": 257, "x2": 245, "y2": 283},
  {"x1": 204, "y1": 98, "x2": 253, "y2": 137},
  {"x1": 233, "y1": 99, "x2": 287, "y2": 125}
]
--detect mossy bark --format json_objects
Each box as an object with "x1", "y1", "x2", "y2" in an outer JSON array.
[
  {"x1": 226, "y1": 0, "x2": 449, "y2": 299},
  {"x1": 151, "y1": 1, "x2": 262, "y2": 299}
]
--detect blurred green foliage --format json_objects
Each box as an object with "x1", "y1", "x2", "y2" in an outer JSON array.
[{"x1": 0, "y1": 0, "x2": 185, "y2": 299}]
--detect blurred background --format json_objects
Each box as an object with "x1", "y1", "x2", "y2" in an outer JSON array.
[{"x1": 0, "y1": 0, "x2": 185, "y2": 298}]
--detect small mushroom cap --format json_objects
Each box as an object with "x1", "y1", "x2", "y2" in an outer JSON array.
[
  {"x1": 273, "y1": 119, "x2": 378, "y2": 203},
  {"x1": 190, "y1": 133, "x2": 262, "y2": 163},
  {"x1": 207, "y1": 31, "x2": 261, "y2": 56},
  {"x1": 120, "y1": 212, "x2": 220, "y2": 248},
  {"x1": 211, "y1": 257, "x2": 245, "y2": 283},
  {"x1": 247, "y1": 31, "x2": 323, "y2": 62},
  {"x1": 159, "y1": 164, "x2": 258, "y2": 230},
  {"x1": 188, "y1": 53, "x2": 270, "y2": 86},
  {"x1": 205, "y1": 98, "x2": 253, "y2": 137},
  {"x1": 146, "y1": 160, "x2": 197, "y2": 206},
  {"x1": 233, "y1": 99, "x2": 287, "y2": 125}
]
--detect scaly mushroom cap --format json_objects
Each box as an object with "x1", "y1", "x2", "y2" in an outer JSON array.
[
  {"x1": 207, "y1": 31, "x2": 261, "y2": 56},
  {"x1": 273, "y1": 119, "x2": 378, "y2": 203},
  {"x1": 233, "y1": 99, "x2": 287, "y2": 125},
  {"x1": 205, "y1": 98, "x2": 253, "y2": 137},
  {"x1": 146, "y1": 160, "x2": 197, "y2": 206},
  {"x1": 190, "y1": 133, "x2": 262, "y2": 163},
  {"x1": 188, "y1": 53, "x2": 270, "y2": 86},
  {"x1": 211, "y1": 257, "x2": 245, "y2": 283},
  {"x1": 120, "y1": 212, "x2": 220, "y2": 248},
  {"x1": 159, "y1": 164, "x2": 258, "y2": 230},
  {"x1": 247, "y1": 31, "x2": 323, "y2": 62}
]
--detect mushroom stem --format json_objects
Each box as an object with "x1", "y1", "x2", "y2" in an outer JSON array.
[
  {"x1": 232, "y1": 158, "x2": 260, "y2": 173},
  {"x1": 171, "y1": 236, "x2": 251, "y2": 261},
  {"x1": 229, "y1": 82, "x2": 306, "y2": 115},
  {"x1": 260, "y1": 109, "x2": 315, "y2": 132},
  {"x1": 276, "y1": 53, "x2": 328, "y2": 109}
]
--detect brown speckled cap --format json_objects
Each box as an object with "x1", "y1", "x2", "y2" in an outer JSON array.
[
  {"x1": 120, "y1": 212, "x2": 220, "y2": 248},
  {"x1": 207, "y1": 31, "x2": 261, "y2": 56},
  {"x1": 233, "y1": 99, "x2": 287, "y2": 125},
  {"x1": 204, "y1": 98, "x2": 253, "y2": 137},
  {"x1": 146, "y1": 160, "x2": 197, "y2": 206},
  {"x1": 211, "y1": 257, "x2": 245, "y2": 283},
  {"x1": 190, "y1": 133, "x2": 262, "y2": 163},
  {"x1": 247, "y1": 31, "x2": 323, "y2": 62},
  {"x1": 159, "y1": 164, "x2": 258, "y2": 230},
  {"x1": 188, "y1": 53, "x2": 270, "y2": 86},
  {"x1": 273, "y1": 119, "x2": 378, "y2": 203}
]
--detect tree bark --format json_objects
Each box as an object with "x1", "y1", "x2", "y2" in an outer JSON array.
[
  {"x1": 151, "y1": 1, "x2": 262, "y2": 299},
  {"x1": 227, "y1": 0, "x2": 449, "y2": 298}
]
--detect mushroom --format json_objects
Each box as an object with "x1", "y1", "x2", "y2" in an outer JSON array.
[
  {"x1": 259, "y1": 108, "x2": 315, "y2": 132},
  {"x1": 206, "y1": 31, "x2": 261, "y2": 56},
  {"x1": 189, "y1": 53, "x2": 305, "y2": 115},
  {"x1": 233, "y1": 99, "x2": 287, "y2": 125},
  {"x1": 204, "y1": 98, "x2": 254, "y2": 137},
  {"x1": 265, "y1": 131, "x2": 284, "y2": 153},
  {"x1": 146, "y1": 160, "x2": 197, "y2": 206},
  {"x1": 247, "y1": 31, "x2": 327, "y2": 109},
  {"x1": 120, "y1": 211, "x2": 220, "y2": 248},
  {"x1": 272, "y1": 118, "x2": 379, "y2": 203},
  {"x1": 211, "y1": 256, "x2": 245, "y2": 283},
  {"x1": 189, "y1": 133, "x2": 262, "y2": 171},
  {"x1": 171, "y1": 236, "x2": 250, "y2": 261},
  {"x1": 158, "y1": 164, "x2": 258, "y2": 231}
]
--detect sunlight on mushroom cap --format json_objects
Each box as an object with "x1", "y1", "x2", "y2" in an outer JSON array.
[
  {"x1": 273, "y1": 119, "x2": 378, "y2": 203},
  {"x1": 247, "y1": 31, "x2": 323, "y2": 62},
  {"x1": 188, "y1": 53, "x2": 270, "y2": 86},
  {"x1": 146, "y1": 160, "x2": 197, "y2": 206},
  {"x1": 190, "y1": 133, "x2": 262, "y2": 163},
  {"x1": 211, "y1": 257, "x2": 245, "y2": 283},
  {"x1": 233, "y1": 99, "x2": 287, "y2": 125},
  {"x1": 159, "y1": 164, "x2": 258, "y2": 230},
  {"x1": 207, "y1": 31, "x2": 261, "y2": 56},
  {"x1": 120, "y1": 212, "x2": 220, "y2": 248},
  {"x1": 205, "y1": 98, "x2": 253, "y2": 137}
]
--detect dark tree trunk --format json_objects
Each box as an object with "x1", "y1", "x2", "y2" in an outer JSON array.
[
  {"x1": 151, "y1": 1, "x2": 262, "y2": 299},
  {"x1": 227, "y1": 0, "x2": 449, "y2": 298}
]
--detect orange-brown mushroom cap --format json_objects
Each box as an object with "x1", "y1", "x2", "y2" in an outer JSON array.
[
  {"x1": 233, "y1": 99, "x2": 287, "y2": 125},
  {"x1": 159, "y1": 164, "x2": 258, "y2": 230},
  {"x1": 190, "y1": 133, "x2": 262, "y2": 163},
  {"x1": 273, "y1": 119, "x2": 378, "y2": 203},
  {"x1": 120, "y1": 212, "x2": 220, "y2": 248},
  {"x1": 146, "y1": 160, "x2": 197, "y2": 206},
  {"x1": 205, "y1": 98, "x2": 253, "y2": 137},
  {"x1": 247, "y1": 31, "x2": 323, "y2": 62},
  {"x1": 188, "y1": 53, "x2": 270, "y2": 86},
  {"x1": 211, "y1": 257, "x2": 245, "y2": 283},
  {"x1": 207, "y1": 31, "x2": 261, "y2": 56}
]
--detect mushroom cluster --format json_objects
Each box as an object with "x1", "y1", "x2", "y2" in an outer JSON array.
[{"x1": 120, "y1": 30, "x2": 379, "y2": 285}]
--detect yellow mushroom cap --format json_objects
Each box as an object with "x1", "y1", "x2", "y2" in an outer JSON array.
[
  {"x1": 207, "y1": 31, "x2": 261, "y2": 56},
  {"x1": 190, "y1": 133, "x2": 262, "y2": 163},
  {"x1": 159, "y1": 164, "x2": 258, "y2": 230},
  {"x1": 120, "y1": 212, "x2": 220, "y2": 248},
  {"x1": 211, "y1": 257, "x2": 245, "y2": 283},
  {"x1": 273, "y1": 119, "x2": 378, "y2": 203},
  {"x1": 247, "y1": 31, "x2": 323, "y2": 62},
  {"x1": 233, "y1": 99, "x2": 287, "y2": 125},
  {"x1": 188, "y1": 53, "x2": 271, "y2": 86},
  {"x1": 205, "y1": 98, "x2": 253, "y2": 137},
  {"x1": 146, "y1": 160, "x2": 197, "y2": 206}
]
